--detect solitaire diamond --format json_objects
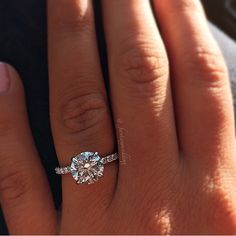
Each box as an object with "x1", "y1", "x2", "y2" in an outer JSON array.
[{"x1": 70, "y1": 152, "x2": 104, "y2": 184}]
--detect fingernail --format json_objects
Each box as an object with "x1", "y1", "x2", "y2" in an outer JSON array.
[{"x1": 0, "y1": 63, "x2": 10, "y2": 93}]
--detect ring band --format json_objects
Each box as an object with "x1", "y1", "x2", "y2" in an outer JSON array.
[{"x1": 55, "y1": 152, "x2": 118, "y2": 184}]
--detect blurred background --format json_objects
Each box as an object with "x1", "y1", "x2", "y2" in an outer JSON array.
[{"x1": 202, "y1": 0, "x2": 236, "y2": 40}]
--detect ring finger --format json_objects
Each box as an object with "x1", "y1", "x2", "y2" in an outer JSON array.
[{"x1": 47, "y1": 0, "x2": 117, "y2": 230}]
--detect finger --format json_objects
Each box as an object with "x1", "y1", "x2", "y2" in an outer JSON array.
[
  {"x1": 47, "y1": 0, "x2": 117, "y2": 225},
  {"x1": 0, "y1": 63, "x2": 56, "y2": 234},
  {"x1": 153, "y1": 0, "x2": 235, "y2": 164},
  {"x1": 102, "y1": 0, "x2": 178, "y2": 190}
]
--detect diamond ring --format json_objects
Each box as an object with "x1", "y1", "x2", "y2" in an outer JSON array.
[{"x1": 55, "y1": 152, "x2": 118, "y2": 184}]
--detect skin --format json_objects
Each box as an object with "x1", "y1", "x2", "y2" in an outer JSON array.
[{"x1": 0, "y1": 0, "x2": 236, "y2": 234}]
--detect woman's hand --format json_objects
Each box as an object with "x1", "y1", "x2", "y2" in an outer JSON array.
[{"x1": 1, "y1": 0, "x2": 236, "y2": 234}]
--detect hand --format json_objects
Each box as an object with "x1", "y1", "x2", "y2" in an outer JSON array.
[{"x1": 1, "y1": 0, "x2": 236, "y2": 234}]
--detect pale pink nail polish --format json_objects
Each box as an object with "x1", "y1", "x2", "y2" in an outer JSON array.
[{"x1": 0, "y1": 63, "x2": 10, "y2": 93}]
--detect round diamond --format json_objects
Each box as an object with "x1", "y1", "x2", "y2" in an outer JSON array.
[{"x1": 70, "y1": 152, "x2": 104, "y2": 184}]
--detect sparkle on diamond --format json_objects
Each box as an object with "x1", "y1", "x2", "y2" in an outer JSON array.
[{"x1": 70, "y1": 152, "x2": 104, "y2": 184}]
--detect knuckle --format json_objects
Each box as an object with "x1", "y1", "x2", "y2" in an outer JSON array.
[
  {"x1": 119, "y1": 42, "x2": 169, "y2": 83},
  {"x1": 57, "y1": 86, "x2": 108, "y2": 135},
  {"x1": 0, "y1": 164, "x2": 31, "y2": 207},
  {"x1": 117, "y1": 42, "x2": 169, "y2": 98},
  {"x1": 201, "y1": 175, "x2": 236, "y2": 232},
  {"x1": 128, "y1": 183, "x2": 177, "y2": 234},
  {"x1": 185, "y1": 48, "x2": 228, "y2": 86},
  {"x1": 140, "y1": 208, "x2": 172, "y2": 235}
]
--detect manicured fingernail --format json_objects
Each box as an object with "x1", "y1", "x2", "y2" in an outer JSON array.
[{"x1": 0, "y1": 63, "x2": 10, "y2": 93}]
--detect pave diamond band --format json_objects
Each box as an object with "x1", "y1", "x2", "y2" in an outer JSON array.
[{"x1": 55, "y1": 152, "x2": 118, "y2": 184}]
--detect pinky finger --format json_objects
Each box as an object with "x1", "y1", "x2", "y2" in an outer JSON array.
[{"x1": 0, "y1": 63, "x2": 56, "y2": 234}]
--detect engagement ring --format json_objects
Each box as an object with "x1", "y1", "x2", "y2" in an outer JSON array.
[{"x1": 55, "y1": 152, "x2": 118, "y2": 184}]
